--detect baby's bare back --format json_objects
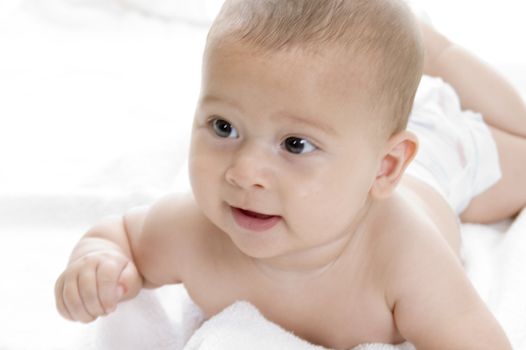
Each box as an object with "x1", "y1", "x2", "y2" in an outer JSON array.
[{"x1": 155, "y1": 176, "x2": 463, "y2": 349}]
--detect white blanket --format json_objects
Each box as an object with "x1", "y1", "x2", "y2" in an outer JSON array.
[{"x1": 85, "y1": 290, "x2": 415, "y2": 350}]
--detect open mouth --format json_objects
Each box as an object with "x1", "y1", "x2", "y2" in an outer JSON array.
[
  {"x1": 238, "y1": 208, "x2": 274, "y2": 219},
  {"x1": 231, "y1": 207, "x2": 281, "y2": 232}
]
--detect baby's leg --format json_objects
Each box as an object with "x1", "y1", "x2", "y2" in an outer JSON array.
[{"x1": 459, "y1": 126, "x2": 526, "y2": 224}]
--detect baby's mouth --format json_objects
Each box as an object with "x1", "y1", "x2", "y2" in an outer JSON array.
[
  {"x1": 238, "y1": 208, "x2": 274, "y2": 219},
  {"x1": 230, "y1": 207, "x2": 281, "y2": 232}
]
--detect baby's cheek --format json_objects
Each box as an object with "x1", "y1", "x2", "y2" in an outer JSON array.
[
  {"x1": 290, "y1": 180, "x2": 340, "y2": 219},
  {"x1": 188, "y1": 159, "x2": 222, "y2": 224},
  {"x1": 189, "y1": 156, "x2": 214, "y2": 197},
  {"x1": 302, "y1": 176, "x2": 364, "y2": 216}
]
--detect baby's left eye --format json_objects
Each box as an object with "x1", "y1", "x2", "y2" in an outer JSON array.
[{"x1": 281, "y1": 137, "x2": 317, "y2": 155}]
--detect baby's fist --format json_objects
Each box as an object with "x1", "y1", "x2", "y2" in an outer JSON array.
[{"x1": 55, "y1": 251, "x2": 142, "y2": 323}]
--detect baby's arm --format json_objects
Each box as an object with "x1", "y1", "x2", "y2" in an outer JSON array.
[
  {"x1": 55, "y1": 194, "x2": 187, "y2": 323},
  {"x1": 387, "y1": 230, "x2": 512, "y2": 349},
  {"x1": 420, "y1": 20, "x2": 526, "y2": 138}
]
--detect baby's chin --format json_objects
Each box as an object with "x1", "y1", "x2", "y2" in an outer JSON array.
[{"x1": 221, "y1": 221, "x2": 293, "y2": 260}]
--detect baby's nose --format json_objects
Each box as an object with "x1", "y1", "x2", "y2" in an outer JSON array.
[{"x1": 225, "y1": 144, "x2": 273, "y2": 190}]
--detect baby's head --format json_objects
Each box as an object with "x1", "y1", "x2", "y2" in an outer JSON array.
[{"x1": 189, "y1": 0, "x2": 423, "y2": 259}]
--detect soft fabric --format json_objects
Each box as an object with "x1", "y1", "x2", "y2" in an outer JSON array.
[
  {"x1": 184, "y1": 301, "x2": 416, "y2": 350},
  {"x1": 406, "y1": 75, "x2": 502, "y2": 214},
  {"x1": 83, "y1": 287, "x2": 416, "y2": 350}
]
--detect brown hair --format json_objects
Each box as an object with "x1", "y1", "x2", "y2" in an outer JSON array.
[{"x1": 206, "y1": 0, "x2": 424, "y2": 140}]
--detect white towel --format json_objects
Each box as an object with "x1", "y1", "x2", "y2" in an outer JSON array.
[
  {"x1": 183, "y1": 301, "x2": 414, "y2": 350},
  {"x1": 84, "y1": 287, "x2": 414, "y2": 350}
]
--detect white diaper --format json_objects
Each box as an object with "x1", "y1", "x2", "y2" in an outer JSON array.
[{"x1": 404, "y1": 75, "x2": 502, "y2": 215}]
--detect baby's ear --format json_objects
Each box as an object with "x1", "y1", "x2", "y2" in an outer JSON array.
[{"x1": 370, "y1": 130, "x2": 419, "y2": 199}]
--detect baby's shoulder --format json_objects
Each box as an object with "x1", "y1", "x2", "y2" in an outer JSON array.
[
  {"x1": 369, "y1": 191, "x2": 445, "y2": 250},
  {"x1": 367, "y1": 193, "x2": 463, "y2": 305},
  {"x1": 142, "y1": 192, "x2": 216, "y2": 240},
  {"x1": 134, "y1": 192, "x2": 222, "y2": 286}
]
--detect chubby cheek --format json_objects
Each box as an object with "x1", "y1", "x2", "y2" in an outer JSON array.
[
  {"x1": 189, "y1": 156, "x2": 209, "y2": 200},
  {"x1": 188, "y1": 140, "x2": 223, "y2": 217},
  {"x1": 286, "y1": 168, "x2": 369, "y2": 237}
]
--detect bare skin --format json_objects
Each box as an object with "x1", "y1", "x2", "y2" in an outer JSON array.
[{"x1": 55, "y1": 21, "x2": 523, "y2": 350}]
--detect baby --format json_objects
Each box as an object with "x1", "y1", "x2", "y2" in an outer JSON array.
[{"x1": 55, "y1": 0, "x2": 526, "y2": 348}]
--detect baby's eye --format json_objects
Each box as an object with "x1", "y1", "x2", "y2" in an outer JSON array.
[
  {"x1": 210, "y1": 118, "x2": 239, "y2": 139},
  {"x1": 282, "y1": 137, "x2": 317, "y2": 155}
]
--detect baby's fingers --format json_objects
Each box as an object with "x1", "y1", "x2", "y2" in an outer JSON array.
[
  {"x1": 78, "y1": 267, "x2": 106, "y2": 318},
  {"x1": 97, "y1": 259, "x2": 127, "y2": 314},
  {"x1": 55, "y1": 275, "x2": 73, "y2": 321},
  {"x1": 63, "y1": 276, "x2": 96, "y2": 323}
]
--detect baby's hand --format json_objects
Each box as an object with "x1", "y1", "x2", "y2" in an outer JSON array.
[{"x1": 55, "y1": 251, "x2": 142, "y2": 323}]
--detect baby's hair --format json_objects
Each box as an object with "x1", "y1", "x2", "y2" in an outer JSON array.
[{"x1": 206, "y1": 0, "x2": 424, "y2": 140}]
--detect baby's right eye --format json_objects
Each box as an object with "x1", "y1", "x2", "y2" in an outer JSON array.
[{"x1": 209, "y1": 118, "x2": 239, "y2": 139}]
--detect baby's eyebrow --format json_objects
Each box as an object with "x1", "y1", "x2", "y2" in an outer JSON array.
[
  {"x1": 275, "y1": 114, "x2": 337, "y2": 136},
  {"x1": 200, "y1": 94, "x2": 243, "y2": 113}
]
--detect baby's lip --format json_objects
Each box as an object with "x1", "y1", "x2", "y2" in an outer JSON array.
[
  {"x1": 230, "y1": 206, "x2": 282, "y2": 232},
  {"x1": 231, "y1": 206, "x2": 279, "y2": 219}
]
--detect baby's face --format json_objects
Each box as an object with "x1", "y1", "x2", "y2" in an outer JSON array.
[{"x1": 189, "y1": 42, "x2": 383, "y2": 259}]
